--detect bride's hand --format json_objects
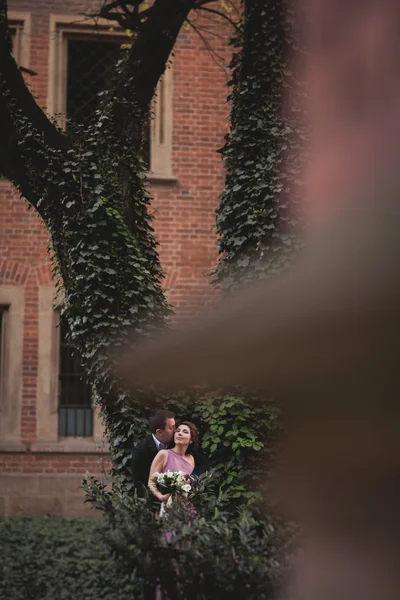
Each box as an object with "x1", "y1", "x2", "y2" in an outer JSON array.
[{"x1": 160, "y1": 493, "x2": 171, "y2": 503}]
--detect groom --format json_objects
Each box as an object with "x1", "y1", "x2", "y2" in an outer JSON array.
[{"x1": 131, "y1": 409, "x2": 176, "y2": 496}]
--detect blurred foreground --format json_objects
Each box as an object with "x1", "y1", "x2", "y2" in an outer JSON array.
[{"x1": 121, "y1": 1, "x2": 400, "y2": 598}]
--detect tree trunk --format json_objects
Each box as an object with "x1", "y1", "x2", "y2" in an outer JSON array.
[
  {"x1": 216, "y1": 0, "x2": 297, "y2": 290},
  {"x1": 0, "y1": 0, "x2": 194, "y2": 485}
]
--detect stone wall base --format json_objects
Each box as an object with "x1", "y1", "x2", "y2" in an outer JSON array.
[{"x1": 0, "y1": 473, "x2": 101, "y2": 518}]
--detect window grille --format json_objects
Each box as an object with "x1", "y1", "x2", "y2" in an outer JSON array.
[
  {"x1": 66, "y1": 37, "x2": 121, "y2": 128},
  {"x1": 58, "y1": 319, "x2": 93, "y2": 437},
  {"x1": 65, "y1": 37, "x2": 150, "y2": 165}
]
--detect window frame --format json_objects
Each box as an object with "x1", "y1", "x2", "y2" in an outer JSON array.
[
  {"x1": 8, "y1": 11, "x2": 31, "y2": 68},
  {"x1": 47, "y1": 14, "x2": 174, "y2": 180},
  {"x1": 34, "y1": 287, "x2": 105, "y2": 453},
  {"x1": 0, "y1": 286, "x2": 24, "y2": 450},
  {"x1": 57, "y1": 315, "x2": 94, "y2": 439}
]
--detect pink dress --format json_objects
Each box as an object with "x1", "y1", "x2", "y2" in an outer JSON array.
[
  {"x1": 155, "y1": 450, "x2": 194, "y2": 600},
  {"x1": 161, "y1": 449, "x2": 194, "y2": 477}
]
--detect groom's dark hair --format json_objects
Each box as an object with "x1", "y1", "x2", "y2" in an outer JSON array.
[{"x1": 149, "y1": 410, "x2": 175, "y2": 433}]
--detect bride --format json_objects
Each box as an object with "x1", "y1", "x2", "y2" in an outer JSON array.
[
  {"x1": 148, "y1": 421, "x2": 201, "y2": 600},
  {"x1": 148, "y1": 421, "x2": 199, "y2": 504}
]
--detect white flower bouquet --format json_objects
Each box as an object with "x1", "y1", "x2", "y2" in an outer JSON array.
[{"x1": 152, "y1": 470, "x2": 192, "y2": 498}]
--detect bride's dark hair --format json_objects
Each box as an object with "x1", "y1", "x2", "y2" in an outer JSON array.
[{"x1": 176, "y1": 421, "x2": 200, "y2": 455}]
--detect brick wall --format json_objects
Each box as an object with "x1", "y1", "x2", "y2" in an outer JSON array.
[{"x1": 0, "y1": 0, "x2": 230, "y2": 516}]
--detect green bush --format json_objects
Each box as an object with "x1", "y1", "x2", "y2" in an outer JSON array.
[
  {"x1": 83, "y1": 473, "x2": 293, "y2": 600},
  {"x1": 0, "y1": 517, "x2": 137, "y2": 600}
]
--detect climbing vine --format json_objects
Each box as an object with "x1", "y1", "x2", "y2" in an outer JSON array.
[
  {"x1": 207, "y1": 0, "x2": 301, "y2": 578},
  {"x1": 9, "y1": 57, "x2": 170, "y2": 487},
  {"x1": 216, "y1": 0, "x2": 301, "y2": 290}
]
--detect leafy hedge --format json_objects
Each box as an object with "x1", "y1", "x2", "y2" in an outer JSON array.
[
  {"x1": 84, "y1": 477, "x2": 292, "y2": 600},
  {"x1": 0, "y1": 518, "x2": 137, "y2": 600}
]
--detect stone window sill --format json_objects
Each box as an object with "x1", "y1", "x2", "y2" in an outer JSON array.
[
  {"x1": 0, "y1": 442, "x2": 26, "y2": 453},
  {"x1": 0, "y1": 173, "x2": 178, "y2": 187},
  {"x1": 148, "y1": 172, "x2": 178, "y2": 185},
  {"x1": 0, "y1": 439, "x2": 110, "y2": 454},
  {"x1": 31, "y1": 438, "x2": 109, "y2": 454}
]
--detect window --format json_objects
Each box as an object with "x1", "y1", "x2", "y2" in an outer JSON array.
[
  {"x1": 58, "y1": 319, "x2": 93, "y2": 437},
  {"x1": 0, "y1": 307, "x2": 6, "y2": 398},
  {"x1": 48, "y1": 15, "x2": 173, "y2": 177},
  {"x1": 0, "y1": 286, "x2": 24, "y2": 446},
  {"x1": 35, "y1": 286, "x2": 104, "y2": 449},
  {"x1": 1, "y1": 14, "x2": 31, "y2": 181},
  {"x1": 66, "y1": 38, "x2": 119, "y2": 122},
  {"x1": 34, "y1": 285, "x2": 104, "y2": 453},
  {"x1": 8, "y1": 12, "x2": 31, "y2": 68},
  {"x1": 64, "y1": 36, "x2": 151, "y2": 167},
  {"x1": 9, "y1": 23, "x2": 22, "y2": 64}
]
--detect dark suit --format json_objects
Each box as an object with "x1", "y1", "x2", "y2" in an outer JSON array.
[
  {"x1": 191, "y1": 450, "x2": 209, "y2": 477},
  {"x1": 131, "y1": 434, "x2": 159, "y2": 496},
  {"x1": 132, "y1": 435, "x2": 160, "y2": 599}
]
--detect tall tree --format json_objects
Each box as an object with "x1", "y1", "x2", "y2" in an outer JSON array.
[
  {"x1": 0, "y1": 0, "x2": 232, "y2": 485},
  {"x1": 216, "y1": 0, "x2": 299, "y2": 290}
]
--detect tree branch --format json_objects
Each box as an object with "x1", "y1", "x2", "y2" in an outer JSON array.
[
  {"x1": 196, "y1": 5, "x2": 240, "y2": 30},
  {"x1": 0, "y1": 15, "x2": 69, "y2": 151},
  {"x1": 116, "y1": 0, "x2": 196, "y2": 113},
  {"x1": 186, "y1": 17, "x2": 228, "y2": 72},
  {"x1": 0, "y1": 1, "x2": 71, "y2": 209}
]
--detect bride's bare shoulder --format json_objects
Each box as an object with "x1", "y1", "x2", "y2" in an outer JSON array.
[{"x1": 152, "y1": 449, "x2": 168, "y2": 465}]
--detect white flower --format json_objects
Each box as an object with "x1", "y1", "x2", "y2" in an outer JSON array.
[{"x1": 154, "y1": 469, "x2": 192, "y2": 497}]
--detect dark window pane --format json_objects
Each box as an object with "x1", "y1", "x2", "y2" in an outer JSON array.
[
  {"x1": 66, "y1": 38, "x2": 121, "y2": 128},
  {"x1": 59, "y1": 407, "x2": 67, "y2": 437},
  {"x1": 67, "y1": 408, "x2": 76, "y2": 436},
  {"x1": 66, "y1": 37, "x2": 151, "y2": 164},
  {"x1": 58, "y1": 407, "x2": 93, "y2": 438},
  {"x1": 58, "y1": 319, "x2": 93, "y2": 437}
]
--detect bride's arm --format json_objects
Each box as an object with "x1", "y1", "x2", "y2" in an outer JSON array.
[{"x1": 148, "y1": 451, "x2": 171, "y2": 502}]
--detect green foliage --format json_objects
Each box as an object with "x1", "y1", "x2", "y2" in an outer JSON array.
[
  {"x1": 200, "y1": 394, "x2": 275, "y2": 454},
  {"x1": 207, "y1": 0, "x2": 299, "y2": 585},
  {"x1": 215, "y1": 0, "x2": 301, "y2": 290},
  {"x1": 196, "y1": 393, "x2": 281, "y2": 500},
  {"x1": 5, "y1": 49, "x2": 171, "y2": 486},
  {"x1": 0, "y1": 518, "x2": 137, "y2": 600},
  {"x1": 84, "y1": 475, "x2": 292, "y2": 600}
]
